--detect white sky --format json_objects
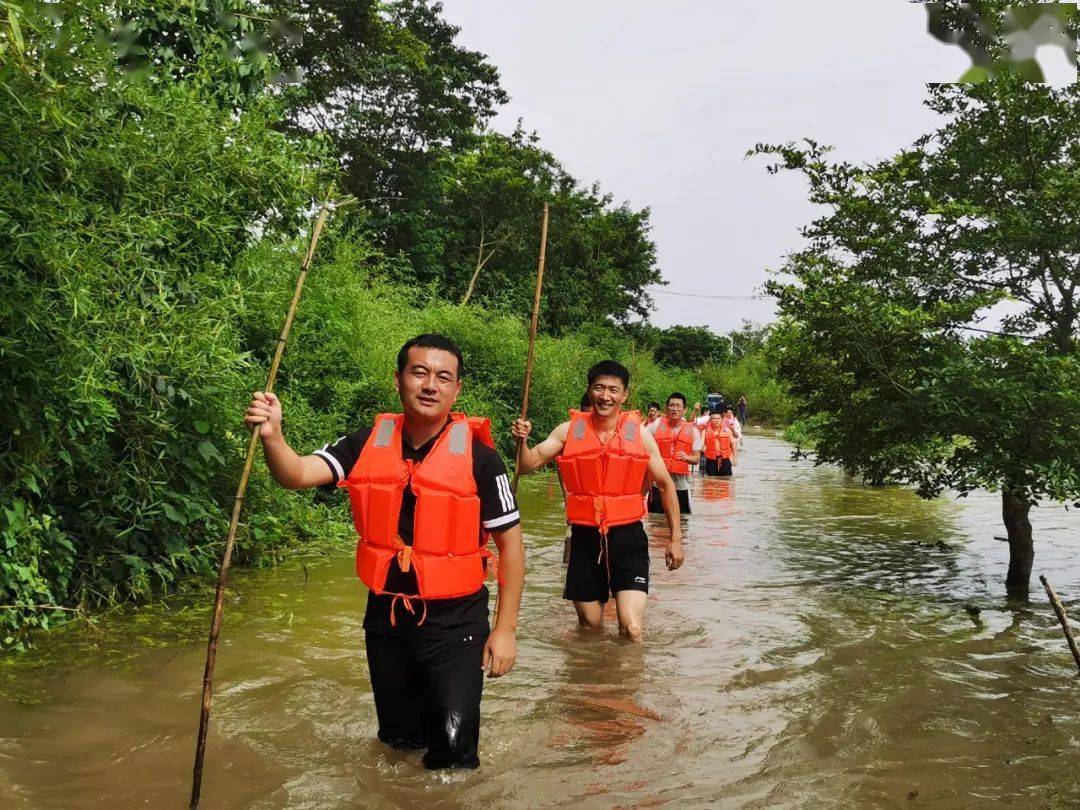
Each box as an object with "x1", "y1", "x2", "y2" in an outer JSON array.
[{"x1": 439, "y1": 1, "x2": 1075, "y2": 332}]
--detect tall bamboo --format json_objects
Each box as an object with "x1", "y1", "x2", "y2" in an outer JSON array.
[
  {"x1": 190, "y1": 200, "x2": 332, "y2": 808},
  {"x1": 512, "y1": 202, "x2": 550, "y2": 494}
]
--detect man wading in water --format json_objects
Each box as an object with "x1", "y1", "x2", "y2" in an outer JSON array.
[
  {"x1": 511, "y1": 360, "x2": 684, "y2": 641},
  {"x1": 702, "y1": 410, "x2": 738, "y2": 476},
  {"x1": 646, "y1": 392, "x2": 702, "y2": 514},
  {"x1": 244, "y1": 333, "x2": 525, "y2": 769}
]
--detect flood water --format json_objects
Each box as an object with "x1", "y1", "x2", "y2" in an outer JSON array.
[{"x1": 2, "y1": 432, "x2": 1079, "y2": 808}]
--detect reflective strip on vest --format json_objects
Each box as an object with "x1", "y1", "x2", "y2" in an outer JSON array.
[
  {"x1": 573, "y1": 419, "x2": 586, "y2": 440},
  {"x1": 624, "y1": 420, "x2": 637, "y2": 442},
  {"x1": 447, "y1": 421, "x2": 468, "y2": 455},
  {"x1": 373, "y1": 417, "x2": 395, "y2": 448}
]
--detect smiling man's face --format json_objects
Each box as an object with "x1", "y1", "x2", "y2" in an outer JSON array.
[
  {"x1": 394, "y1": 346, "x2": 462, "y2": 420},
  {"x1": 587, "y1": 375, "x2": 628, "y2": 416}
]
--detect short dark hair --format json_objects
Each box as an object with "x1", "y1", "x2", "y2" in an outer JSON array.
[
  {"x1": 701, "y1": 406, "x2": 711, "y2": 414},
  {"x1": 397, "y1": 333, "x2": 465, "y2": 378},
  {"x1": 667, "y1": 392, "x2": 687, "y2": 406},
  {"x1": 586, "y1": 360, "x2": 630, "y2": 388},
  {"x1": 648, "y1": 401, "x2": 661, "y2": 410}
]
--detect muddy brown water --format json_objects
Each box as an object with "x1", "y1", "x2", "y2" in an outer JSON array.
[{"x1": 2, "y1": 432, "x2": 1079, "y2": 808}]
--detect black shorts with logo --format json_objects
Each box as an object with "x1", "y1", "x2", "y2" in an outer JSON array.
[{"x1": 564, "y1": 521, "x2": 650, "y2": 603}]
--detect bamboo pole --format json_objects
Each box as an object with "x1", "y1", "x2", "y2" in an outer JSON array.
[
  {"x1": 190, "y1": 200, "x2": 332, "y2": 809},
  {"x1": 1039, "y1": 575, "x2": 1080, "y2": 675},
  {"x1": 511, "y1": 202, "x2": 549, "y2": 495}
]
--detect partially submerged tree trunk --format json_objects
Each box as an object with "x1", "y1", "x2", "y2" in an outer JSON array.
[{"x1": 1002, "y1": 490, "x2": 1034, "y2": 597}]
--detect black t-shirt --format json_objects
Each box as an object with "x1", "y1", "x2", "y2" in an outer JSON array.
[{"x1": 314, "y1": 419, "x2": 520, "y2": 637}]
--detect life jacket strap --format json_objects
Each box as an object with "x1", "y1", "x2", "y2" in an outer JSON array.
[
  {"x1": 593, "y1": 496, "x2": 610, "y2": 538},
  {"x1": 595, "y1": 529, "x2": 612, "y2": 585},
  {"x1": 392, "y1": 535, "x2": 412, "y2": 573},
  {"x1": 480, "y1": 545, "x2": 505, "y2": 588},
  {"x1": 388, "y1": 592, "x2": 428, "y2": 628}
]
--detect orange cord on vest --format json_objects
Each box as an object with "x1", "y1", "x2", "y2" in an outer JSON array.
[
  {"x1": 388, "y1": 592, "x2": 428, "y2": 627},
  {"x1": 392, "y1": 535, "x2": 412, "y2": 573},
  {"x1": 592, "y1": 495, "x2": 613, "y2": 584},
  {"x1": 387, "y1": 533, "x2": 424, "y2": 627}
]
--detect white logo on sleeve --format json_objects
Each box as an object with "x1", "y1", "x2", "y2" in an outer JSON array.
[{"x1": 495, "y1": 473, "x2": 514, "y2": 512}]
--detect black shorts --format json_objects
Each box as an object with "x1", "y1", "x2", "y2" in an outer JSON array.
[
  {"x1": 705, "y1": 458, "x2": 733, "y2": 476},
  {"x1": 563, "y1": 522, "x2": 649, "y2": 603},
  {"x1": 365, "y1": 630, "x2": 487, "y2": 769},
  {"x1": 647, "y1": 485, "x2": 692, "y2": 514}
]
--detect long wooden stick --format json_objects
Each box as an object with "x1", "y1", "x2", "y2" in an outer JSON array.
[
  {"x1": 1039, "y1": 575, "x2": 1080, "y2": 675},
  {"x1": 190, "y1": 201, "x2": 332, "y2": 809},
  {"x1": 511, "y1": 201, "x2": 549, "y2": 495}
]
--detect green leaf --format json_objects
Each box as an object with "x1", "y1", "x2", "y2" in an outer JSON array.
[
  {"x1": 162, "y1": 503, "x2": 187, "y2": 524},
  {"x1": 194, "y1": 420, "x2": 210, "y2": 434},
  {"x1": 7, "y1": 7, "x2": 23, "y2": 54},
  {"x1": 197, "y1": 440, "x2": 223, "y2": 463}
]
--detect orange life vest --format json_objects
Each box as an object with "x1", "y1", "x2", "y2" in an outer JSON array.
[
  {"x1": 703, "y1": 424, "x2": 734, "y2": 461},
  {"x1": 557, "y1": 409, "x2": 650, "y2": 534},
  {"x1": 653, "y1": 418, "x2": 696, "y2": 475},
  {"x1": 339, "y1": 413, "x2": 492, "y2": 602}
]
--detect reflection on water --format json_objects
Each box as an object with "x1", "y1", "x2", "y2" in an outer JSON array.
[
  {"x1": 1, "y1": 432, "x2": 1079, "y2": 808},
  {"x1": 546, "y1": 636, "x2": 654, "y2": 769}
]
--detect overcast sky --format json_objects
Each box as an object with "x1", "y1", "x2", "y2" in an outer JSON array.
[{"x1": 439, "y1": 1, "x2": 1075, "y2": 332}]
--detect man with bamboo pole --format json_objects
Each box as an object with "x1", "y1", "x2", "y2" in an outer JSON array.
[
  {"x1": 244, "y1": 333, "x2": 524, "y2": 769},
  {"x1": 511, "y1": 360, "x2": 684, "y2": 641}
]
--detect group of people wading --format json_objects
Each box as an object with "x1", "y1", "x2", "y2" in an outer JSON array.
[
  {"x1": 243, "y1": 333, "x2": 743, "y2": 771},
  {"x1": 644, "y1": 394, "x2": 742, "y2": 497}
]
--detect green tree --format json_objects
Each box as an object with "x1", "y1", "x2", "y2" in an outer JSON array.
[
  {"x1": 925, "y1": 1, "x2": 1078, "y2": 82},
  {"x1": 700, "y1": 327, "x2": 798, "y2": 425},
  {"x1": 392, "y1": 127, "x2": 659, "y2": 332},
  {"x1": 729, "y1": 320, "x2": 768, "y2": 360},
  {"x1": 0, "y1": 1, "x2": 328, "y2": 645},
  {"x1": 754, "y1": 78, "x2": 1080, "y2": 596},
  {"x1": 93, "y1": 0, "x2": 285, "y2": 106},
  {"x1": 653, "y1": 325, "x2": 731, "y2": 370},
  {"x1": 268, "y1": 0, "x2": 507, "y2": 234},
  {"x1": 261, "y1": 2, "x2": 661, "y2": 330}
]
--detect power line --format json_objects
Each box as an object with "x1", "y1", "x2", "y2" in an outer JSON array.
[{"x1": 645, "y1": 287, "x2": 761, "y2": 301}]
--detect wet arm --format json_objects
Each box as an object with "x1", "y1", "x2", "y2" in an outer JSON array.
[
  {"x1": 679, "y1": 428, "x2": 701, "y2": 465},
  {"x1": 516, "y1": 421, "x2": 569, "y2": 475},
  {"x1": 484, "y1": 524, "x2": 524, "y2": 677},
  {"x1": 641, "y1": 430, "x2": 682, "y2": 539},
  {"x1": 684, "y1": 428, "x2": 702, "y2": 465},
  {"x1": 491, "y1": 525, "x2": 524, "y2": 635},
  {"x1": 244, "y1": 391, "x2": 334, "y2": 490},
  {"x1": 263, "y1": 437, "x2": 335, "y2": 490}
]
